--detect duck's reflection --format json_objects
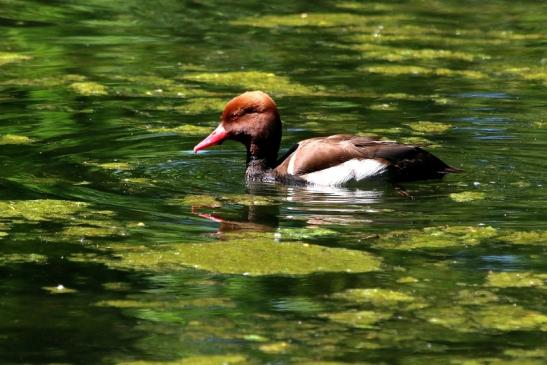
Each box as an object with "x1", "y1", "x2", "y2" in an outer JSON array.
[{"x1": 192, "y1": 182, "x2": 388, "y2": 234}]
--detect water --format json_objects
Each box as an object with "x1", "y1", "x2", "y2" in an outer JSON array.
[{"x1": 1, "y1": 0, "x2": 546, "y2": 363}]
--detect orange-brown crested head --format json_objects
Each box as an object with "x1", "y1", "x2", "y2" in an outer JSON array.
[{"x1": 194, "y1": 91, "x2": 282, "y2": 166}]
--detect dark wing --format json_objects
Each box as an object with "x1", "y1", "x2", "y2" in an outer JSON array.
[{"x1": 370, "y1": 144, "x2": 462, "y2": 181}]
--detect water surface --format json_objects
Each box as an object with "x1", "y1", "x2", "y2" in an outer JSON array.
[{"x1": 1, "y1": 0, "x2": 546, "y2": 364}]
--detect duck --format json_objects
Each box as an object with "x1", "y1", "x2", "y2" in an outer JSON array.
[{"x1": 194, "y1": 91, "x2": 462, "y2": 185}]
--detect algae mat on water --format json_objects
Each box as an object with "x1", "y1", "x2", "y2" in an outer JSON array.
[{"x1": 93, "y1": 235, "x2": 381, "y2": 276}]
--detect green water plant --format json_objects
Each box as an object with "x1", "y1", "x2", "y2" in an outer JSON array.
[
  {"x1": 449, "y1": 191, "x2": 486, "y2": 202},
  {"x1": 0, "y1": 134, "x2": 34, "y2": 145},
  {"x1": 374, "y1": 225, "x2": 497, "y2": 250},
  {"x1": 69, "y1": 81, "x2": 108, "y2": 96},
  {"x1": 0, "y1": 52, "x2": 31, "y2": 66},
  {"x1": 183, "y1": 71, "x2": 323, "y2": 96}
]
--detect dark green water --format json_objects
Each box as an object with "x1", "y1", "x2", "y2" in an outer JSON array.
[{"x1": 1, "y1": 0, "x2": 546, "y2": 364}]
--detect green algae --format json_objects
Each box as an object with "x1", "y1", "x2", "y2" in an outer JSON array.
[
  {"x1": 61, "y1": 224, "x2": 126, "y2": 239},
  {"x1": 148, "y1": 124, "x2": 214, "y2": 136},
  {"x1": 0, "y1": 199, "x2": 89, "y2": 221},
  {"x1": 0, "y1": 134, "x2": 34, "y2": 145},
  {"x1": 259, "y1": 341, "x2": 291, "y2": 354},
  {"x1": 177, "y1": 194, "x2": 222, "y2": 208},
  {"x1": 69, "y1": 81, "x2": 108, "y2": 96},
  {"x1": 450, "y1": 191, "x2": 486, "y2": 202},
  {"x1": 0, "y1": 52, "x2": 31, "y2": 66},
  {"x1": 112, "y1": 74, "x2": 212, "y2": 98},
  {"x1": 398, "y1": 136, "x2": 439, "y2": 147},
  {"x1": 119, "y1": 354, "x2": 247, "y2": 365},
  {"x1": 0, "y1": 74, "x2": 87, "y2": 88},
  {"x1": 322, "y1": 310, "x2": 392, "y2": 329},
  {"x1": 456, "y1": 289, "x2": 499, "y2": 305},
  {"x1": 355, "y1": 44, "x2": 487, "y2": 62},
  {"x1": 171, "y1": 192, "x2": 275, "y2": 209},
  {"x1": 405, "y1": 121, "x2": 452, "y2": 134},
  {"x1": 97, "y1": 297, "x2": 234, "y2": 310},
  {"x1": 486, "y1": 272, "x2": 547, "y2": 288},
  {"x1": 183, "y1": 71, "x2": 323, "y2": 96},
  {"x1": 504, "y1": 348, "x2": 546, "y2": 359},
  {"x1": 397, "y1": 276, "x2": 419, "y2": 284},
  {"x1": 360, "y1": 65, "x2": 486, "y2": 79},
  {"x1": 231, "y1": 12, "x2": 369, "y2": 28},
  {"x1": 277, "y1": 227, "x2": 337, "y2": 240},
  {"x1": 86, "y1": 161, "x2": 132, "y2": 171},
  {"x1": 221, "y1": 194, "x2": 275, "y2": 206},
  {"x1": 122, "y1": 178, "x2": 156, "y2": 189},
  {"x1": 423, "y1": 304, "x2": 547, "y2": 332},
  {"x1": 1, "y1": 253, "x2": 47, "y2": 264},
  {"x1": 374, "y1": 225, "x2": 497, "y2": 250},
  {"x1": 79, "y1": 234, "x2": 380, "y2": 276},
  {"x1": 500, "y1": 230, "x2": 547, "y2": 245},
  {"x1": 173, "y1": 97, "x2": 227, "y2": 114},
  {"x1": 332, "y1": 288, "x2": 415, "y2": 306}
]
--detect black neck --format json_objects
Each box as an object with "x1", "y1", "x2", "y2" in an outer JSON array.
[{"x1": 245, "y1": 158, "x2": 275, "y2": 183}]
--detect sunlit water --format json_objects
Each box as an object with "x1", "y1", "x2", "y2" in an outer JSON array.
[{"x1": 1, "y1": 0, "x2": 546, "y2": 364}]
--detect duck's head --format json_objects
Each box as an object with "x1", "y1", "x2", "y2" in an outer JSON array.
[{"x1": 193, "y1": 91, "x2": 282, "y2": 166}]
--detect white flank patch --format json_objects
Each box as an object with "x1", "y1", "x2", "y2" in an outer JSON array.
[
  {"x1": 287, "y1": 151, "x2": 297, "y2": 175},
  {"x1": 301, "y1": 159, "x2": 387, "y2": 186}
]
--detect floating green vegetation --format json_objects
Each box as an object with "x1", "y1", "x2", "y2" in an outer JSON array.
[
  {"x1": 456, "y1": 289, "x2": 499, "y2": 305},
  {"x1": 85, "y1": 161, "x2": 132, "y2": 171},
  {"x1": 0, "y1": 134, "x2": 34, "y2": 145},
  {"x1": 85, "y1": 233, "x2": 380, "y2": 276},
  {"x1": 61, "y1": 224, "x2": 125, "y2": 239},
  {"x1": 174, "y1": 97, "x2": 227, "y2": 114},
  {"x1": 398, "y1": 136, "x2": 438, "y2": 147},
  {"x1": 336, "y1": 1, "x2": 395, "y2": 11},
  {"x1": 504, "y1": 348, "x2": 546, "y2": 359},
  {"x1": 486, "y1": 272, "x2": 547, "y2": 288},
  {"x1": 122, "y1": 178, "x2": 156, "y2": 188},
  {"x1": 112, "y1": 74, "x2": 212, "y2": 98},
  {"x1": 355, "y1": 44, "x2": 488, "y2": 62},
  {"x1": 322, "y1": 310, "x2": 392, "y2": 329},
  {"x1": 69, "y1": 81, "x2": 108, "y2": 96},
  {"x1": 500, "y1": 230, "x2": 547, "y2": 245},
  {"x1": 176, "y1": 194, "x2": 222, "y2": 208},
  {"x1": 449, "y1": 191, "x2": 486, "y2": 202},
  {"x1": 0, "y1": 199, "x2": 89, "y2": 221},
  {"x1": 117, "y1": 354, "x2": 248, "y2": 365},
  {"x1": 423, "y1": 304, "x2": 547, "y2": 332},
  {"x1": 277, "y1": 227, "x2": 337, "y2": 240},
  {"x1": 0, "y1": 74, "x2": 87, "y2": 88},
  {"x1": 42, "y1": 285, "x2": 78, "y2": 294},
  {"x1": 1, "y1": 253, "x2": 47, "y2": 264},
  {"x1": 148, "y1": 124, "x2": 214, "y2": 136},
  {"x1": 332, "y1": 288, "x2": 415, "y2": 307},
  {"x1": 383, "y1": 92, "x2": 435, "y2": 102},
  {"x1": 404, "y1": 121, "x2": 452, "y2": 134},
  {"x1": 0, "y1": 52, "x2": 31, "y2": 66},
  {"x1": 360, "y1": 65, "x2": 486, "y2": 79},
  {"x1": 183, "y1": 71, "x2": 323, "y2": 96},
  {"x1": 221, "y1": 194, "x2": 276, "y2": 206},
  {"x1": 374, "y1": 225, "x2": 497, "y2": 250},
  {"x1": 97, "y1": 296, "x2": 234, "y2": 310},
  {"x1": 501, "y1": 67, "x2": 547, "y2": 83},
  {"x1": 231, "y1": 12, "x2": 368, "y2": 28},
  {"x1": 259, "y1": 341, "x2": 291, "y2": 354},
  {"x1": 397, "y1": 276, "x2": 419, "y2": 284}
]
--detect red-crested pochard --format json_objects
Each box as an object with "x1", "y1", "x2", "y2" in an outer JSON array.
[{"x1": 194, "y1": 91, "x2": 462, "y2": 185}]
